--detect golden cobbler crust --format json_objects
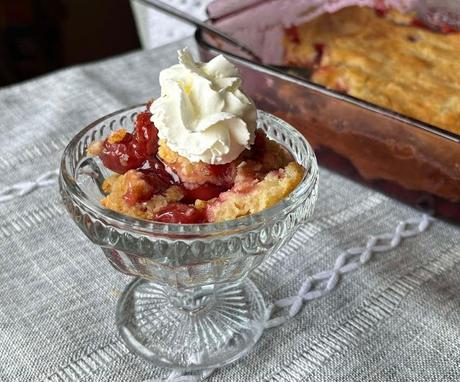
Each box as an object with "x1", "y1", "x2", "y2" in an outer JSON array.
[
  {"x1": 283, "y1": 6, "x2": 460, "y2": 134},
  {"x1": 158, "y1": 139, "x2": 234, "y2": 186},
  {"x1": 157, "y1": 134, "x2": 294, "y2": 185},
  {"x1": 101, "y1": 171, "x2": 183, "y2": 220},
  {"x1": 200, "y1": 162, "x2": 304, "y2": 222}
]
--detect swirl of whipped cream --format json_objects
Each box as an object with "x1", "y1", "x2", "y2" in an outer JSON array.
[{"x1": 150, "y1": 49, "x2": 256, "y2": 165}]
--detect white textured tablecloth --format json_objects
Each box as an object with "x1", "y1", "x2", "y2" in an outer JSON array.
[{"x1": 1, "y1": 38, "x2": 460, "y2": 382}]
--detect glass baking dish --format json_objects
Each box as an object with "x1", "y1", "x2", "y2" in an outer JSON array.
[{"x1": 196, "y1": 0, "x2": 460, "y2": 222}]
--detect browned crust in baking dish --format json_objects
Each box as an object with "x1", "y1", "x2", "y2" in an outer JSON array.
[{"x1": 284, "y1": 6, "x2": 460, "y2": 135}]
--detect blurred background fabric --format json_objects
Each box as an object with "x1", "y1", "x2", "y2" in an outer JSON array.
[
  {"x1": 0, "y1": 0, "x2": 211, "y2": 87},
  {"x1": 130, "y1": 0, "x2": 213, "y2": 49}
]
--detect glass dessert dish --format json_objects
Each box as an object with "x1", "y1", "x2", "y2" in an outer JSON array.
[{"x1": 59, "y1": 105, "x2": 318, "y2": 370}]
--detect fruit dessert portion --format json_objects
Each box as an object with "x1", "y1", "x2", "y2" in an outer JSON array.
[
  {"x1": 283, "y1": 6, "x2": 460, "y2": 134},
  {"x1": 88, "y1": 49, "x2": 304, "y2": 224}
]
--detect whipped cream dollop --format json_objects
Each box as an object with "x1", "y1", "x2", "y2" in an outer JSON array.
[{"x1": 150, "y1": 49, "x2": 257, "y2": 165}]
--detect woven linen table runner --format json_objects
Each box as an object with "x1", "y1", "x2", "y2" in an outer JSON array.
[{"x1": 1, "y1": 38, "x2": 459, "y2": 382}]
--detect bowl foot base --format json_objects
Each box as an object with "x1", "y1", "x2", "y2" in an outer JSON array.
[{"x1": 116, "y1": 278, "x2": 268, "y2": 371}]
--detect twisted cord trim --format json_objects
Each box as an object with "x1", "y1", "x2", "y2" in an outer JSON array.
[{"x1": 0, "y1": 169, "x2": 59, "y2": 203}]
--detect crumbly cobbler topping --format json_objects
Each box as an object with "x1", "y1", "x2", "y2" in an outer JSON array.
[{"x1": 88, "y1": 103, "x2": 305, "y2": 223}]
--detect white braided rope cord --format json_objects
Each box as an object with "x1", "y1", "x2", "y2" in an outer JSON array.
[
  {"x1": 0, "y1": 169, "x2": 59, "y2": 203},
  {"x1": 149, "y1": 213, "x2": 433, "y2": 382}
]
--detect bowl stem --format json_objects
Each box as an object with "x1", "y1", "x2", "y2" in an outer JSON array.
[
  {"x1": 166, "y1": 284, "x2": 216, "y2": 313},
  {"x1": 116, "y1": 278, "x2": 268, "y2": 370}
]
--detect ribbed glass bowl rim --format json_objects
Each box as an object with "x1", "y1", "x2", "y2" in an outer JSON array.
[{"x1": 60, "y1": 105, "x2": 318, "y2": 236}]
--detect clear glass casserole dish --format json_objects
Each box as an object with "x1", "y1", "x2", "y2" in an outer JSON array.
[{"x1": 196, "y1": 0, "x2": 460, "y2": 222}]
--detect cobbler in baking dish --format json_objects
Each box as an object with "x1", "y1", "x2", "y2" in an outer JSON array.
[
  {"x1": 88, "y1": 50, "x2": 304, "y2": 223},
  {"x1": 283, "y1": 6, "x2": 460, "y2": 134}
]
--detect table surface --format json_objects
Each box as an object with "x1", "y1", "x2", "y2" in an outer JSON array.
[{"x1": 1, "y1": 38, "x2": 460, "y2": 382}]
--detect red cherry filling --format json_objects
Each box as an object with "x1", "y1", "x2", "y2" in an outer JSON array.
[
  {"x1": 374, "y1": 0, "x2": 389, "y2": 17},
  {"x1": 99, "y1": 132, "x2": 145, "y2": 174},
  {"x1": 181, "y1": 183, "x2": 226, "y2": 203},
  {"x1": 134, "y1": 109, "x2": 158, "y2": 157},
  {"x1": 208, "y1": 163, "x2": 232, "y2": 178},
  {"x1": 122, "y1": 158, "x2": 178, "y2": 206},
  {"x1": 99, "y1": 105, "x2": 159, "y2": 174},
  {"x1": 122, "y1": 170, "x2": 172, "y2": 206},
  {"x1": 208, "y1": 163, "x2": 235, "y2": 188},
  {"x1": 154, "y1": 203, "x2": 207, "y2": 224},
  {"x1": 313, "y1": 43, "x2": 325, "y2": 66},
  {"x1": 140, "y1": 158, "x2": 178, "y2": 185},
  {"x1": 247, "y1": 130, "x2": 266, "y2": 160},
  {"x1": 411, "y1": 17, "x2": 459, "y2": 34},
  {"x1": 285, "y1": 26, "x2": 300, "y2": 43}
]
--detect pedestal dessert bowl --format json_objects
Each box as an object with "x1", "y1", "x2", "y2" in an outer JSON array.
[{"x1": 59, "y1": 105, "x2": 318, "y2": 370}]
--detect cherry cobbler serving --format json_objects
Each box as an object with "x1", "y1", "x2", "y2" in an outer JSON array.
[{"x1": 88, "y1": 50, "x2": 304, "y2": 224}]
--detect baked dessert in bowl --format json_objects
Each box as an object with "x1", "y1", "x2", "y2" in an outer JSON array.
[
  {"x1": 87, "y1": 49, "x2": 306, "y2": 224},
  {"x1": 59, "y1": 50, "x2": 318, "y2": 370}
]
